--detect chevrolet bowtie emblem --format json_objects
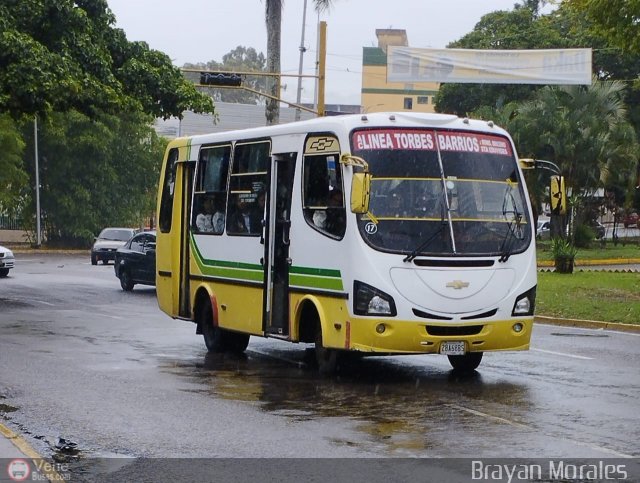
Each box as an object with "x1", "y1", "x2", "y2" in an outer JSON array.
[{"x1": 446, "y1": 280, "x2": 470, "y2": 290}]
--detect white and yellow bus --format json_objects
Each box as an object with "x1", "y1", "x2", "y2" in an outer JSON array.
[{"x1": 155, "y1": 112, "x2": 536, "y2": 373}]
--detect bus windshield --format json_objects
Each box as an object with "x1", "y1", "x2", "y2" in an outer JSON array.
[{"x1": 351, "y1": 128, "x2": 531, "y2": 258}]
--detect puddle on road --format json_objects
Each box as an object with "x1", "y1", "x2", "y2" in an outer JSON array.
[
  {"x1": 160, "y1": 349, "x2": 532, "y2": 456},
  {"x1": 0, "y1": 403, "x2": 19, "y2": 413},
  {"x1": 0, "y1": 297, "x2": 34, "y2": 308}
]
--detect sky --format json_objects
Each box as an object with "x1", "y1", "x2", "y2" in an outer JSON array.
[{"x1": 106, "y1": 0, "x2": 534, "y2": 106}]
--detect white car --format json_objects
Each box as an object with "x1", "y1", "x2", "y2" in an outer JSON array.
[{"x1": 0, "y1": 244, "x2": 15, "y2": 277}]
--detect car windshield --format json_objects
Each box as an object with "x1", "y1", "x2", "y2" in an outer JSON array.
[
  {"x1": 99, "y1": 229, "x2": 134, "y2": 241},
  {"x1": 351, "y1": 128, "x2": 531, "y2": 257}
]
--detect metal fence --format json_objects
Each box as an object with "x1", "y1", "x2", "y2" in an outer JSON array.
[{"x1": 0, "y1": 215, "x2": 21, "y2": 230}]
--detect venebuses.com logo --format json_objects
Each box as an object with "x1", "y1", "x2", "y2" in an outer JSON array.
[{"x1": 7, "y1": 458, "x2": 30, "y2": 481}]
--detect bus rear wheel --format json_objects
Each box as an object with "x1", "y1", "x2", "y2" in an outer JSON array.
[
  {"x1": 448, "y1": 352, "x2": 483, "y2": 373},
  {"x1": 199, "y1": 301, "x2": 249, "y2": 353}
]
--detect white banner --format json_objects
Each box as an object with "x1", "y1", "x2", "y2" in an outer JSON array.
[{"x1": 387, "y1": 47, "x2": 592, "y2": 85}]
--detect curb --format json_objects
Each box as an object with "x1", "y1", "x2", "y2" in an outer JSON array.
[
  {"x1": 0, "y1": 422, "x2": 42, "y2": 460},
  {"x1": 0, "y1": 423, "x2": 65, "y2": 481},
  {"x1": 534, "y1": 315, "x2": 640, "y2": 333}
]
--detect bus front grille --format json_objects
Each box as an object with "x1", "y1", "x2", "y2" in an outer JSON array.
[{"x1": 425, "y1": 325, "x2": 484, "y2": 336}]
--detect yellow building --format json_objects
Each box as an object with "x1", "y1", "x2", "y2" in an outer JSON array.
[{"x1": 361, "y1": 29, "x2": 440, "y2": 113}]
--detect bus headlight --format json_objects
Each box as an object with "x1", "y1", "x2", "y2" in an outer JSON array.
[
  {"x1": 512, "y1": 286, "x2": 536, "y2": 316},
  {"x1": 354, "y1": 281, "x2": 397, "y2": 316}
]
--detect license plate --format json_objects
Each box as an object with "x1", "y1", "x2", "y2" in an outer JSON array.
[{"x1": 440, "y1": 341, "x2": 466, "y2": 355}]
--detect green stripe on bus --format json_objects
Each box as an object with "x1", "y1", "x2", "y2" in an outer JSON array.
[
  {"x1": 200, "y1": 265, "x2": 264, "y2": 282},
  {"x1": 190, "y1": 236, "x2": 344, "y2": 289},
  {"x1": 289, "y1": 266, "x2": 341, "y2": 278},
  {"x1": 290, "y1": 274, "x2": 344, "y2": 291}
]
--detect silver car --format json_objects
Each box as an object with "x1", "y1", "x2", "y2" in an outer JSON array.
[
  {"x1": 91, "y1": 227, "x2": 138, "y2": 265},
  {"x1": 536, "y1": 220, "x2": 551, "y2": 240},
  {"x1": 0, "y1": 244, "x2": 15, "y2": 277}
]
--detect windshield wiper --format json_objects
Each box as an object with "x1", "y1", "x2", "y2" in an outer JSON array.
[{"x1": 403, "y1": 223, "x2": 447, "y2": 263}]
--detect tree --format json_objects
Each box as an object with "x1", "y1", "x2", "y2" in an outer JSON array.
[
  {"x1": 20, "y1": 110, "x2": 166, "y2": 246},
  {"x1": 0, "y1": 114, "x2": 27, "y2": 213},
  {"x1": 183, "y1": 46, "x2": 267, "y2": 104},
  {"x1": 563, "y1": 0, "x2": 640, "y2": 54},
  {"x1": 513, "y1": 79, "x2": 638, "y2": 241},
  {"x1": 264, "y1": 0, "x2": 334, "y2": 125},
  {"x1": 0, "y1": 0, "x2": 214, "y2": 120}
]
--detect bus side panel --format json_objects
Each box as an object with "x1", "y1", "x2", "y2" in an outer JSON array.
[{"x1": 189, "y1": 235, "x2": 264, "y2": 335}]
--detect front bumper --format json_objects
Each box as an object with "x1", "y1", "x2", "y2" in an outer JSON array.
[
  {"x1": 333, "y1": 317, "x2": 533, "y2": 354},
  {"x1": 92, "y1": 249, "x2": 117, "y2": 261}
]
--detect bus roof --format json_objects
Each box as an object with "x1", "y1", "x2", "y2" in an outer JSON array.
[{"x1": 175, "y1": 112, "x2": 510, "y2": 147}]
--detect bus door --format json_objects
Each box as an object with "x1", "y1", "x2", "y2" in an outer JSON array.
[
  {"x1": 178, "y1": 160, "x2": 195, "y2": 318},
  {"x1": 264, "y1": 152, "x2": 297, "y2": 336}
]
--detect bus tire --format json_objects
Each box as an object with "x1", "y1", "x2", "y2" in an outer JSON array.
[
  {"x1": 200, "y1": 301, "x2": 225, "y2": 353},
  {"x1": 314, "y1": 324, "x2": 338, "y2": 375},
  {"x1": 448, "y1": 352, "x2": 483, "y2": 373},
  {"x1": 226, "y1": 332, "x2": 250, "y2": 353},
  {"x1": 199, "y1": 300, "x2": 249, "y2": 353}
]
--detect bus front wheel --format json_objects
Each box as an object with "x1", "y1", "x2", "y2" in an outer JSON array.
[
  {"x1": 314, "y1": 325, "x2": 338, "y2": 375},
  {"x1": 200, "y1": 301, "x2": 249, "y2": 353},
  {"x1": 448, "y1": 352, "x2": 483, "y2": 373}
]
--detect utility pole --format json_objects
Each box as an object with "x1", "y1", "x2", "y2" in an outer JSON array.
[
  {"x1": 317, "y1": 21, "x2": 327, "y2": 117},
  {"x1": 295, "y1": 0, "x2": 308, "y2": 121}
]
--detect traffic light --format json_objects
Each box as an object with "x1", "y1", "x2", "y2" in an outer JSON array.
[
  {"x1": 550, "y1": 175, "x2": 567, "y2": 215},
  {"x1": 199, "y1": 72, "x2": 242, "y2": 87}
]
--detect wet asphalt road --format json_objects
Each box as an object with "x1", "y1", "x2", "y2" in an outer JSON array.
[{"x1": 0, "y1": 253, "x2": 638, "y2": 463}]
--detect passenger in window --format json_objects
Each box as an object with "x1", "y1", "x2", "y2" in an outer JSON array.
[
  {"x1": 211, "y1": 195, "x2": 225, "y2": 234},
  {"x1": 227, "y1": 197, "x2": 248, "y2": 233},
  {"x1": 247, "y1": 190, "x2": 266, "y2": 234},
  {"x1": 313, "y1": 188, "x2": 344, "y2": 232},
  {"x1": 196, "y1": 196, "x2": 216, "y2": 232}
]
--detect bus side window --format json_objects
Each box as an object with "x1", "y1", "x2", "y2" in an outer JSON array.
[
  {"x1": 303, "y1": 153, "x2": 346, "y2": 239},
  {"x1": 227, "y1": 141, "x2": 269, "y2": 236},
  {"x1": 159, "y1": 148, "x2": 179, "y2": 233},
  {"x1": 192, "y1": 145, "x2": 231, "y2": 235}
]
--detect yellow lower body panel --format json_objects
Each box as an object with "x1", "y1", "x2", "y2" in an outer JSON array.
[{"x1": 337, "y1": 317, "x2": 533, "y2": 355}]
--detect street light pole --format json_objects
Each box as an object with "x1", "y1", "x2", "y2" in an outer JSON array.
[
  {"x1": 295, "y1": 0, "x2": 308, "y2": 121},
  {"x1": 34, "y1": 116, "x2": 41, "y2": 247}
]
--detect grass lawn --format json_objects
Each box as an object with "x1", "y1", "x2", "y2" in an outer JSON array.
[{"x1": 537, "y1": 271, "x2": 640, "y2": 325}]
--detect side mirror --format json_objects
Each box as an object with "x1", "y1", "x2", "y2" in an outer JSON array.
[
  {"x1": 518, "y1": 158, "x2": 536, "y2": 170},
  {"x1": 350, "y1": 172, "x2": 371, "y2": 214}
]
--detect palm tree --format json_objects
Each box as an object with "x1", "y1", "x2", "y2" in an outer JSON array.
[
  {"x1": 264, "y1": 0, "x2": 334, "y2": 125},
  {"x1": 514, "y1": 78, "x2": 638, "y2": 239}
]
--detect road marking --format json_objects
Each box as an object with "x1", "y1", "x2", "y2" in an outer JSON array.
[
  {"x1": 33, "y1": 300, "x2": 55, "y2": 306},
  {"x1": 445, "y1": 404, "x2": 530, "y2": 429},
  {"x1": 567, "y1": 439, "x2": 636, "y2": 458},
  {"x1": 530, "y1": 348, "x2": 593, "y2": 360},
  {"x1": 97, "y1": 314, "x2": 125, "y2": 320},
  {"x1": 445, "y1": 404, "x2": 636, "y2": 458},
  {"x1": 536, "y1": 322, "x2": 640, "y2": 337}
]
